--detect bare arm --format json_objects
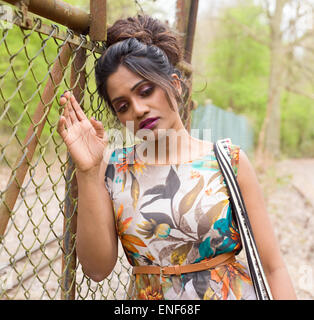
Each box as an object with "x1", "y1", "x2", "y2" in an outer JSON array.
[
  {"x1": 57, "y1": 91, "x2": 118, "y2": 282},
  {"x1": 237, "y1": 150, "x2": 297, "y2": 300},
  {"x1": 75, "y1": 161, "x2": 118, "y2": 282}
]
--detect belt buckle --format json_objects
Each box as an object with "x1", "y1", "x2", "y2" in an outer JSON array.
[{"x1": 160, "y1": 266, "x2": 166, "y2": 277}]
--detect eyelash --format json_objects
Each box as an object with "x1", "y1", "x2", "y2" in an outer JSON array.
[
  {"x1": 116, "y1": 85, "x2": 155, "y2": 113},
  {"x1": 140, "y1": 85, "x2": 154, "y2": 97}
]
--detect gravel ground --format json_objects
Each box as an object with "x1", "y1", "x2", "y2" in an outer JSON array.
[
  {"x1": 0, "y1": 157, "x2": 313, "y2": 300},
  {"x1": 260, "y1": 158, "x2": 314, "y2": 300}
]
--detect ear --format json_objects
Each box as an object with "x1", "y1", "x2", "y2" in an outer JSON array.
[{"x1": 171, "y1": 73, "x2": 182, "y2": 95}]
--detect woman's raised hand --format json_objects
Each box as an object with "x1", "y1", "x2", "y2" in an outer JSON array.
[{"x1": 57, "y1": 91, "x2": 108, "y2": 173}]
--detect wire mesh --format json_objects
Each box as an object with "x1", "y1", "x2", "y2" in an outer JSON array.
[{"x1": 0, "y1": 4, "x2": 192, "y2": 300}]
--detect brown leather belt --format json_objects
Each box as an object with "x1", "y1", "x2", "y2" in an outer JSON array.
[{"x1": 132, "y1": 252, "x2": 236, "y2": 276}]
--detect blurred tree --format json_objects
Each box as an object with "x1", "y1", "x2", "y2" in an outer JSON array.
[
  {"x1": 192, "y1": 0, "x2": 314, "y2": 165},
  {"x1": 238, "y1": 0, "x2": 314, "y2": 166}
]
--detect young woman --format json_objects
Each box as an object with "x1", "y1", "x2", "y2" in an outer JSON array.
[{"x1": 57, "y1": 15, "x2": 296, "y2": 300}]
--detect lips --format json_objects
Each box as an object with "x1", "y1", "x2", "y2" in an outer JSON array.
[{"x1": 139, "y1": 117, "x2": 160, "y2": 129}]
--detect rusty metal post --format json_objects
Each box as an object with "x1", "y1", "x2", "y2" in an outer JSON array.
[
  {"x1": 3, "y1": 0, "x2": 90, "y2": 33},
  {"x1": 176, "y1": 0, "x2": 199, "y2": 63},
  {"x1": 184, "y1": 0, "x2": 199, "y2": 64},
  {"x1": 89, "y1": 0, "x2": 107, "y2": 41},
  {"x1": 176, "y1": 0, "x2": 190, "y2": 53},
  {"x1": 60, "y1": 155, "x2": 77, "y2": 300},
  {"x1": 0, "y1": 43, "x2": 73, "y2": 239},
  {"x1": 60, "y1": 47, "x2": 86, "y2": 301},
  {"x1": 175, "y1": 0, "x2": 199, "y2": 132}
]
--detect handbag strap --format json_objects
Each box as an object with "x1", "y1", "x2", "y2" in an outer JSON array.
[{"x1": 214, "y1": 139, "x2": 273, "y2": 300}]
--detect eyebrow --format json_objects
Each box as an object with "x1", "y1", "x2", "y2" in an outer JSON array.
[{"x1": 111, "y1": 79, "x2": 148, "y2": 105}]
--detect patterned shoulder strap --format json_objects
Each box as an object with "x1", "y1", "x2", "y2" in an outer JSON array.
[
  {"x1": 214, "y1": 139, "x2": 273, "y2": 300},
  {"x1": 216, "y1": 138, "x2": 233, "y2": 166},
  {"x1": 216, "y1": 138, "x2": 240, "y2": 176}
]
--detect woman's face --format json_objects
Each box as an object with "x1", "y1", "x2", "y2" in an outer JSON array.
[{"x1": 106, "y1": 65, "x2": 183, "y2": 140}]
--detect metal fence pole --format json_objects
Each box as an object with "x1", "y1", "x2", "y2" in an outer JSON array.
[
  {"x1": 89, "y1": 0, "x2": 107, "y2": 42},
  {"x1": 184, "y1": 0, "x2": 199, "y2": 64},
  {"x1": 60, "y1": 46, "x2": 87, "y2": 300},
  {"x1": 3, "y1": 0, "x2": 90, "y2": 33},
  {"x1": 175, "y1": 0, "x2": 199, "y2": 132}
]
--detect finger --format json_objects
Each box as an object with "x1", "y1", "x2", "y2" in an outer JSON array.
[
  {"x1": 63, "y1": 103, "x2": 72, "y2": 127},
  {"x1": 90, "y1": 117, "x2": 104, "y2": 139},
  {"x1": 59, "y1": 90, "x2": 71, "y2": 106},
  {"x1": 68, "y1": 98, "x2": 78, "y2": 124},
  {"x1": 59, "y1": 96, "x2": 67, "y2": 118},
  {"x1": 70, "y1": 95, "x2": 87, "y2": 121},
  {"x1": 103, "y1": 130, "x2": 109, "y2": 144},
  {"x1": 59, "y1": 96, "x2": 67, "y2": 106},
  {"x1": 59, "y1": 91, "x2": 72, "y2": 125},
  {"x1": 57, "y1": 116, "x2": 67, "y2": 139}
]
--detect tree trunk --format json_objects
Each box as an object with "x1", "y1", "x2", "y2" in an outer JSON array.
[{"x1": 255, "y1": 0, "x2": 287, "y2": 170}]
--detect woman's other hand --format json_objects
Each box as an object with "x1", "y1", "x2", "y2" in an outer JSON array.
[{"x1": 57, "y1": 91, "x2": 108, "y2": 172}]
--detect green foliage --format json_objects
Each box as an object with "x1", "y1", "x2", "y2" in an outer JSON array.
[
  {"x1": 281, "y1": 91, "x2": 314, "y2": 157},
  {"x1": 193, "y1": 2, "x2": 270, "y2": 134}
]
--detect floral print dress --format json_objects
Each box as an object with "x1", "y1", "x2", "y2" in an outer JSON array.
[{"x1": 104, "y1": 138, "x2": 257, "y2": 300}]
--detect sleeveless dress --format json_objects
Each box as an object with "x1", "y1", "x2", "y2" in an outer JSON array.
[{"x1": 104, "y1": 138, "x2": 257, "y2": 300}]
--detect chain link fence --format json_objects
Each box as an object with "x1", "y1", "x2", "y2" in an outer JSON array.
[{"x1": 0, "y1": 2, "x2": 194, "y2": 300}]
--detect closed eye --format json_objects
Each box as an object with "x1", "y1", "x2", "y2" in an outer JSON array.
[
  {"x1": 116, "y1": 103, "x2": 128, "y2": 113},
  {"x1": 139, "y1": 84, "x2": 155, "y2": 97}
]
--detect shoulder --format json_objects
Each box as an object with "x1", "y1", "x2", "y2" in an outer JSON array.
[
  {"x1": 217, "y1": 138, "x2": 264, "y2": 205},
  {"x1": 237, "y1": 148, "x2": 259, "y2": 193}
]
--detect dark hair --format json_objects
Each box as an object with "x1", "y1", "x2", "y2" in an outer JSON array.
[{"x1": 95, "y1": 15, "x2": 188, "y2": 116}]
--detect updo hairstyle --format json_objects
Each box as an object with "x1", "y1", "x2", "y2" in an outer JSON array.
[{"x1": 95, "y1": 15, "x2": 189, "y2": 116}]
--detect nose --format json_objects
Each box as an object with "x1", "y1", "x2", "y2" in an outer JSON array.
[{"x1": 132, "y1": 98, "x2": 150, "y2": 118}]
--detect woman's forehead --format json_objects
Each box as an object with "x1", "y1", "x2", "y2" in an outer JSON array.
[{"x1": 107, "y1": 65, "x2": 144, "y2": 95}]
